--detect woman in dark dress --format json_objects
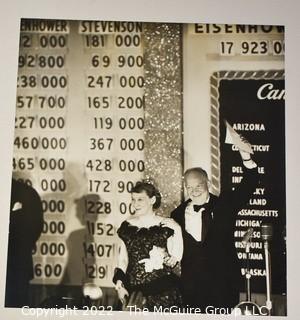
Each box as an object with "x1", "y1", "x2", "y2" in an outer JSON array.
[{"x1": 113, "y1": 181, "x2": 183, "y2": 310}]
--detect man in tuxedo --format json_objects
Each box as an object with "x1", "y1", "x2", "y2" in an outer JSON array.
[
  {"x1": 171, "y1": 146, "x2": 259, "y2": 312},
  {"x1": 5, "y1": 179, "x2": 44, "y2": 307}
]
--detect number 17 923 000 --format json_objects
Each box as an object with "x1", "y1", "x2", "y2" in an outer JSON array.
[{"x1": 220, "y1": 40, "x2": 284, "y2": 56}]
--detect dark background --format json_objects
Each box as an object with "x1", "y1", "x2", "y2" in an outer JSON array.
[{"x1": 219, "y1": 78, "x2": 286, "y2": 294}]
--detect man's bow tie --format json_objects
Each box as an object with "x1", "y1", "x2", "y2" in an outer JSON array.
[{"x1": 193, "y1": 205, "x2": 204, "y2": 212}]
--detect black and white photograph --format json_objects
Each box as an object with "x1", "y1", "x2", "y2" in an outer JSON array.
[{"x1": 2, "y1": 17, "x2": 288, "y2": 317}]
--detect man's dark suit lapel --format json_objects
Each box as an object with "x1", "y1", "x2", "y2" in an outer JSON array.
[{"x1": 172, "y1": 200, "x2": 190, "y2": 230}]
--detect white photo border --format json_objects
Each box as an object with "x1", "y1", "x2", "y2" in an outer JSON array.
[{"x1": 0, "y1": 0, "x2": 299, "y2": 319}]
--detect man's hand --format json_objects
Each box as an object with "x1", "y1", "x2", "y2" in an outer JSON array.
[
  {"x1": 115, "y1": 280, "x2": 129, "y2": 305},
  {"x1": 239, "y1": 150, "x2": 257, "y2": 169},
  {"x1": 122, "y1": 291, "x2": 146, "y2": 311}
]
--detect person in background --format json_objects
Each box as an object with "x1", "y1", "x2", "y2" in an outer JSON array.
[
  {"x1": 113, "y1": 181, "x2": 183, "y2": 311},
  {"x1": 5, "y1": 178, "x2": 44, "y2": 307},
  {"x1": 171, "y1": 128, "x2": 259, "y2": 313}
]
